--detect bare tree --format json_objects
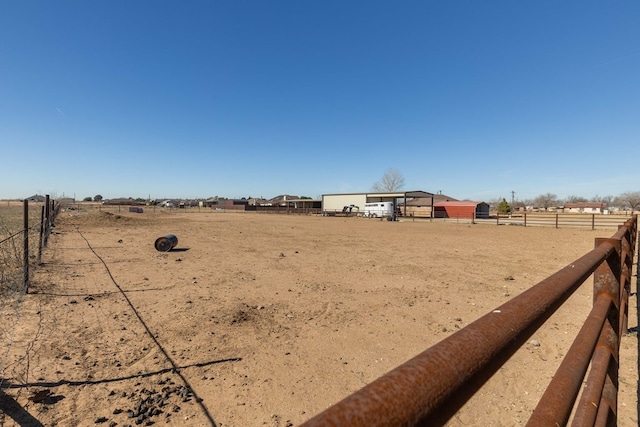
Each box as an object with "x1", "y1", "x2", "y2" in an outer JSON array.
[
  {"x1": 372, "y1": 168, "x2": 405, "y2": 192},
  {"x1": 615, "y1": 191, "x2": 640, "y2": 212},
  {"x1": 565, "y1": 195, "x2": 588, "y2": 203},
  {"x1": 533, "y1": 193, "x2": 558, "y2": 210},
  {"x1": 591, "y1": 194, "x2": 613, "y2": 205},
  {"x1": 487, "y1": 198, "x2": 502, "y2": 211}
]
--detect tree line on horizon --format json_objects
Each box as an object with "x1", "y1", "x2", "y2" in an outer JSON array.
[
  {"x1": 22, "y1": 169, "x2": 640, "y2": 213},
  {"x1": 489, "y1": 191, "x2": 640, "y2": 213}
]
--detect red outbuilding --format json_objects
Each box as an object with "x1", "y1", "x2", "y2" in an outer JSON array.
[{"x1": 433, "y1": 201, "x2": 490, "y2": 219}]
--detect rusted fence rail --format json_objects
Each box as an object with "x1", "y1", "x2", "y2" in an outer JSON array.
[{"x1": 301, "y1": 215, "x2": 637, "y2": 427}]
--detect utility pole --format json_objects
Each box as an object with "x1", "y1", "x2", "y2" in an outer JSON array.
[{"x1": 511, "y1": 190, "x2": 515, "y2": 206}]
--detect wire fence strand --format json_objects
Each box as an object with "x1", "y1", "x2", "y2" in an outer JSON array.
[{"x1": 1, "y1": 197, "x2": 60, "y2": 391}]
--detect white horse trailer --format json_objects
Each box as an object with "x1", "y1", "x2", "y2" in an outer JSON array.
[{"x1": 363, "y1": 202, "x2": 394, "y2": 218}]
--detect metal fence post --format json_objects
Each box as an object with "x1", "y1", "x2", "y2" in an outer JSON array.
[
  {"x1": 37, "y1": 205, "x2": 45, "y2": 265},
  {"x1": 44, "y1": 194, "x2": 50, "y2": 247},
  {"x1": 573, "y1": 237, "x2": 622, "y2": 425},
  {"x1": 593, "y1": 237, "x2": 621, "y2": 332},
  {"x1": 22, "y1": 199, "x2": 29, "y2": 293},
  {"x1": 617, "y1": 223, "x2": 634, "y2": 334}
]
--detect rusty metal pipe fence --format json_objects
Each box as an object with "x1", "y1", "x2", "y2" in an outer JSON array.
[{"x1": 301, "y1": 215, "x2": 637, "y2": 427}]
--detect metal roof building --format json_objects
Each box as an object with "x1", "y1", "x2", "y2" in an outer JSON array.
[
  {"x1": 434, "y1": 201, "x2": 490, "y2": 219},
  {"x1": 322, "y1": 191, "x2": 435, "y2": 217}
]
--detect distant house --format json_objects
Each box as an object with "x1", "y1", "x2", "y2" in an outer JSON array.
[
  {"x1": 202, "y1": 197, "x2": 219, "y2": 207},
  {"x1": 103, "y1": 198, "x2": 144, "y2": 206},
  {"x1": 563, "y1": 202, "x2": 608, "y2": 214},
  {"x1": 217, "y1": 199, "x2": 249, "y2": 210},
  {"x1": 526, "y1": 206, "x2": 561, "y2": 213},
  {"x1": 268, "y1": 195, "x2": 300, "y2": 206},
  {"x1": 25, "y1": 194, "x2": 46, "y2": 203},
  {"x1": 247, "y1": 198, "x2": 269, "y2": 206},
  {"x1": 434, "y1": 201, "x2": 490, "y2": 219}
]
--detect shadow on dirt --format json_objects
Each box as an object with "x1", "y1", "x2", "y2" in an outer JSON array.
[
  {"x1": 0, "y1": 357, "x2": 241, "y2": 390},
  {"x1": 0, "y1": 391, "x2": 45, "y2": 426}
]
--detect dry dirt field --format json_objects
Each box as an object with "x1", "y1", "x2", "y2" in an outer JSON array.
[{"x1": 1, "y1": 210, "x2": 638, "y2": 426}]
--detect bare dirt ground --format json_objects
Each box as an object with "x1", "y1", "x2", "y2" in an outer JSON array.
[{"x1": 1, "y1": 210, "x2": 638, "y2": 426}]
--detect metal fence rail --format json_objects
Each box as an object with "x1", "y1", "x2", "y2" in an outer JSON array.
[
  {"x1": 430, "y1": 212, "x2": 628, "y2": 229},
  {"x1": 301, "y1": 216, "x2": 637, "y2": 427},
  {"x1": 495, "y1": 213, "x2": 630, "y2": 229}
]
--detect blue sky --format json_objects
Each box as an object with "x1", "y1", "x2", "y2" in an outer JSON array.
[{"x1": 1, "y1": 1, "x2": 639, "y2": 202}]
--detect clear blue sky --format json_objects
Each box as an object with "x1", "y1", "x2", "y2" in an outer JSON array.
[{"x1": 2, "y1": 1, "x2": 639, "y2": 202}]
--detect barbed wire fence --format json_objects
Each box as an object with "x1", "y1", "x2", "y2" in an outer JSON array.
[{"x1": 1, "y1": 196, "x2": 60, "y2": 393}]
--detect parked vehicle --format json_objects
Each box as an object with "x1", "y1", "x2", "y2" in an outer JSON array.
[
  {"x1": 342, "y1": 204, "x2": 359, "y2": 215},
  {"x1": 363, "y1": 202, "x2": 394, "y2": 218}
]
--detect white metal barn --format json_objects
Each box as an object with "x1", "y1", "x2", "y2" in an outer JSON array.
[{"x1": 321, "y1": 191, "x2": 435, "y2": 217}]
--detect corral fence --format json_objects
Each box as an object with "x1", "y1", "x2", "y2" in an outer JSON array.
[
  {"x1": 253, "y1": 206, "x2": 322, "y2": 214},
  {"x1": 63, "y1": 203, "x2": 632, "y2": 231},
  {"x1": 407, "y1": 211, "x2": 630, "y2": 230},
  {"x1": 0, "y1": 195, "x2": 60, "y2": 294},
  {"x1": 1, "y1": 196, "x2": 61, "y2": 391},
  {"x1": 68, "y1": 203, "x2": 328, "y2": 216},
  {"x1": 301, "y1": 215, "x2": 638, "y2": 426},
  {"x1": 493, "y1": 213, "x2": 631, "y2": 230},
  {"x1": 63, "y1": 202, "x2": 324, "y2": 215}
]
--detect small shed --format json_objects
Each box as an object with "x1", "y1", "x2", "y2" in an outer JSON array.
[
  {"x1": 434, "y1": 201, "x2": 490, "y2": 219},
  {"x1": 403, "y1": 193, "x2": 458, "y2": 218}
]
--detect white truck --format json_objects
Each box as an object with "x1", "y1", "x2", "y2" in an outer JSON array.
[{"x1": 363, "y1": 202, "x2": 394, "y2": 218}]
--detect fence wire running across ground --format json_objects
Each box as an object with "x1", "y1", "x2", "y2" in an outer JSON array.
[
  {"x1": 0, "y1": 198, "x2": 59, "y2": 395},
  {"x1": 72, "y1": 226, "x2": 220, "y2": 426}
]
